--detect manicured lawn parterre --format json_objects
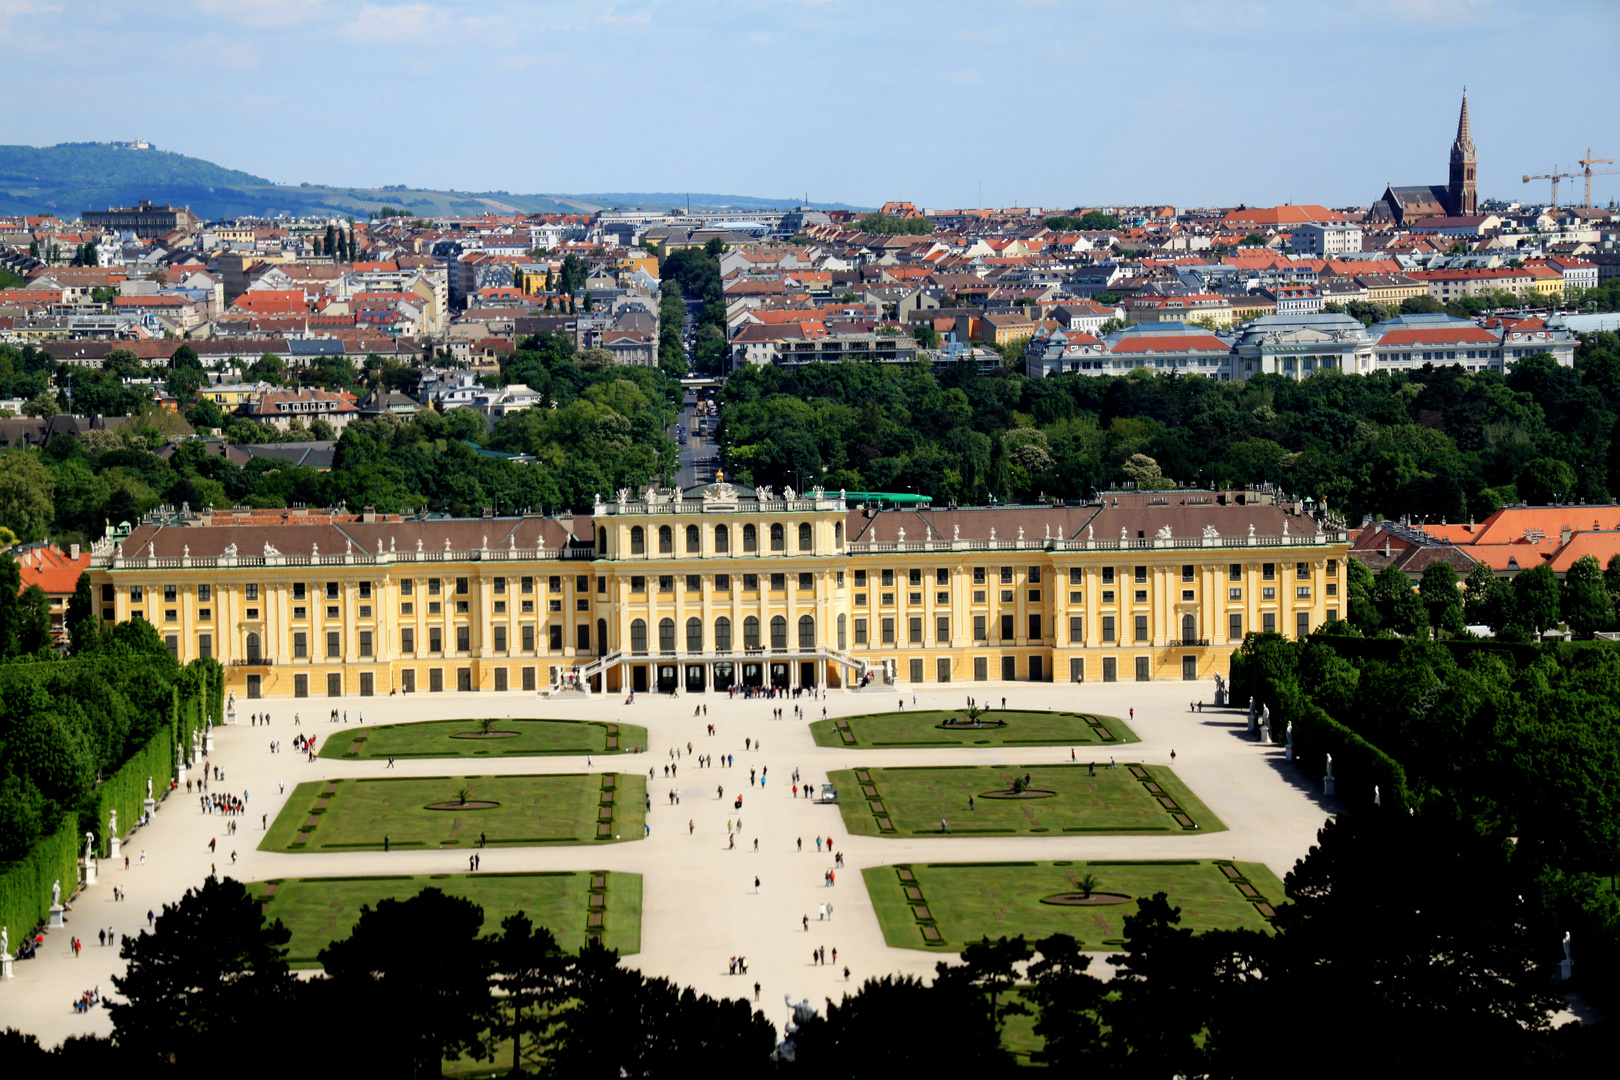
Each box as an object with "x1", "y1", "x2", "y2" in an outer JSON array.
[
  {"x1": 809, "y1": 709, "x2": 1137, "y2": 749},
  {"x1": 319, "y1": 717, "x2": 648, "y2": 760},
  {"x1": 249, "y1": 871, "x2": 642, "y2": 967},
  {"x1": 864, "y1": 860, "x2": 1283, "y2": 952},
  {"x1": 260, "y1": 772, "x2": 647, "y2": 852},
  {"x1": 829, "y1": 763, "x2": 1224, "y2": 837}
]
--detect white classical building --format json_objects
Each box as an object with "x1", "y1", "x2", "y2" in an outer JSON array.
[{"x1": 1231, "y1": 314, "x2": 1375, "y2": 380}]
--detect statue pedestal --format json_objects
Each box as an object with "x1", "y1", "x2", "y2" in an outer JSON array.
[
  {"x1": 1323, "y1": 777, "x2": 1336, "y2": 796},
  {"x1": 143, "y1": 797, "x2": 157, "y2": 820},
  {"x1": 1247, "y1": 713, "x2": 1258, "y2": 737},
  {"x1": 176, "y1": 764, "x2": 186, "y2": 786},
  {"x1": 48, "y1": 904, "x2": 65, "y2": 929},
  {"x1": 82, "y1": 859, "x2": 97, "y2": 887},
  {"x1": 204, "y1": 732, "x2": 214, "y2": 753},
  {"x1": 109, "y1": 836, "x2": 121, "y2": 861},
  {"x1": 1285, "y1": 746, "x2": 1294, "y2": 763},
  {"x1": 1560, "y1": 959, "x2": 1574, "y2": 981},
  {"x1": 1, "y1": 953, "x2": 13, "y2": 979}
]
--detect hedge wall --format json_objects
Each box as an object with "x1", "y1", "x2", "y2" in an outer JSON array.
[
  {"x1": 0, "y1": 822, "x2": 79, "y2": 958},
  {"x1": 1227, "y1": 650, "x2": 1252, "y2": 710},
  {"x1": 1269, "y1": 681, "x2": 1411, "y2": 815},
  {"x1": 93, "y1": 726, "x2": 173, "y2": 859}
]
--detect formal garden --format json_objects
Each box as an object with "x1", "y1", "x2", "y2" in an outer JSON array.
[
  {"x1": 250, "y1": 870, "x2": 641, "y2": 965},
  {"x1": 828, "y1": 763, "x2": 1222, "y2": 837},
  {"x1": 318, "y1": 717, "x2": 648, "y2": 760},
  {"x1": 863, "y1": 859, "x2": 1282, "y2": 950},
  {"x1": 809, "y1": 707, "x2": 1137, "y2": 749},
  {"x1": 260, "y1": 772, "x2": 647, "y2": 852}
]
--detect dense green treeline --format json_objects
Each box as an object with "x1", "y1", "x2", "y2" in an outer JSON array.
[
  {"x1": 0, "y1": 331, "x2": 681, "y2": 545},
  {"x1": 717, "y1": 333, "x2": 1620, "y2": 522},
  {"x1": 1243, "y1": 631, "x2": 1620, "y2": 1012}
]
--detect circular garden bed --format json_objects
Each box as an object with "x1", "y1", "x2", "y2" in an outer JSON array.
[{"x1": 1039, "y1": 892, "x2": 1133, "y2": 906}]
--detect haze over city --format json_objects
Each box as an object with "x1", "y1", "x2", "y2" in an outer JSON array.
[{"x1": 3, "y1": 0, "x2": 1617, "y2": 209}]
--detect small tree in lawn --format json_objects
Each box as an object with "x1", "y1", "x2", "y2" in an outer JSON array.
[
  {"x1": 477, "y1": 716, "x2": 497, "y2": 736},
  {"x1": 1076, "y1": 872, "x2": 1102, "y2": 899},
  {"x1": 456, "y1": 785, "x2": 471, "y2": 805}
]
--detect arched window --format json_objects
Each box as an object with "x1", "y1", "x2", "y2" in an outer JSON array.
[
  {"x1": 630, "y1": 526, "x2": 645, "y2": 554},
  {"x1": 743, "y1": 524, "x2": 757, "y2": 552},
  {"x1": 658, "y1": 618, "x2": 675, "y2": 652},
  {"x1": 743, "y1": 616, "x2": 760, "y2": 649},
  {"x1": 798, "y1": 523, "x2": 812, "y2": 551},
  {"x1": 1182, "y1": 614, "x2": 1197, "y2": 642},
  {"x1": 686, "y1": 617, "x2": 703, "y2": 652},
  {"x1": 714, "y1": 524, "x2": 730, "y2": 552},
  {"x1": 770, "y1": 523, "x2": 785, "y2": 551},
  {"x1": 798, "y1": 614, "x2": 815, "y2": 649},
  {"x1": 770, "y1": 615, "x2": 788, "y2": 649},
  {"x1": 837, "y1": 613, "x2": 847, "y2": 650},
  {"x1": 658, "y1": 526, "x2": 673, "y2": 554},
  {"x1": 686, "y1": 524, "x2": 700, "y2": 553},
  {"x1": 630, "y1": 619, "x2": 647, "y2": 653},
  {"x1": 715, "y1": 616, "x2": 732, "y2": 652},
  {"x1": 245, "y1": 632, "x2": 261, "y2": 662},
  {"x1": 834, "y1": 521, "x2": 843, "y2": 548}
]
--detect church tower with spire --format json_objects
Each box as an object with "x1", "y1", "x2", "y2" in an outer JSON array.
[{"x1": 1448, "y1": 89, "x2": 1477, "y2": 216}]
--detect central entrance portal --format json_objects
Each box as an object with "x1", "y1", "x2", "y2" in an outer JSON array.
[
  {"x1": 770, "y1": 662, "x2": 790, "y2": 689},
  {"x1": 684, "y1": 664, "x2": 706, "y2": 693},
  {"x1": 714, "y1": 662, "x2": 735, "y2": 692},
  {"x1": 742, "y1": 662, "x2": 763, "y2": 688},
  {"x1": 656, "y1": 664, "x2": 678, "y2": 693}
]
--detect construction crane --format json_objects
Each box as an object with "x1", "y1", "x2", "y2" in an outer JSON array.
[
  {"x1": 1523, "y1": 164, "x2": 1579, "y2": 212},
  {"x1": 1578, "y1": 148, "x2": 1615, "y2": 208},
  {"x1": 1524, "y1": 149, "x2": 1619, "y2": 211}
]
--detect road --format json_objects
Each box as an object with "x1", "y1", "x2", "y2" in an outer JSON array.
[{"x1": 670, "y1": 393, "x2": 720, "y2": 490}]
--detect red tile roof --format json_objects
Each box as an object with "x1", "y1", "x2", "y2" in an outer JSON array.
[
  {"x1": 1109, "y1": 334, "x2": 1229, "y2": 354},
  {"x1": 1376, "y1": 327, "x2": 1500, "y2": 346}
]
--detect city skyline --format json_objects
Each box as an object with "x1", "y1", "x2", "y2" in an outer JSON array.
[{"x1": 1, "y1": 1, "x2": 1617, "y2": 211}]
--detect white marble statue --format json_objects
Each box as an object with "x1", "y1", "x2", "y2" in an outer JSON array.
[
  {"x1": 85, "y1": 832, "x2": 95, "y2": 860},
  {"x1": 146, "y1": 776, "x2": 154, "y2": 799},
  {"x1": 1325, "y1": 753, "x2": 1334, "y2": 779},
  {"x1": 953, "y1": 524, "x2": 960, "y2": 541},
  {"x1": 108, "y1": 808, "x2": 117, "y2": 838},
  {"x1": 52, "y1": 880, "x2": 61, "y2": 907}
]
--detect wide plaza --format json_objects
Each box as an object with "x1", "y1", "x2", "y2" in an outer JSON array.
[{"x1": 0, "y1": 676, "x2": 1335, "y2": 1048}]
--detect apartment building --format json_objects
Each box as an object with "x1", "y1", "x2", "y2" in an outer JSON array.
[{"x1": 89, "y1": 488, "x2": 1348, "y2": 699}]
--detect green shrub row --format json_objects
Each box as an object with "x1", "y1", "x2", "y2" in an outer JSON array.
[
  {"x1": 93, "y1": 726, "x2": 173, "y2": 858},
  {"x1": 0, "y1": 822, "x2": 79, "y2": 957},
  {"x1": 1265, "y1": 679, "x2": 1410, "y2": 814}
]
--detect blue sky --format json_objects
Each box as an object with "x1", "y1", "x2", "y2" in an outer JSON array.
[{"x1": 3, "y1": 0, "x2": 1617, "y2": 210}]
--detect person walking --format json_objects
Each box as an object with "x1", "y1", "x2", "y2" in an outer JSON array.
[
  {"x1": 754, "y1": 875, "x2": 760, "y2": 894},
  {"x1": 803, "y1": 914, "x2": 810, "y2": 932}
]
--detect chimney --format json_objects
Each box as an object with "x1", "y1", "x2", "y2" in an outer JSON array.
[
  {"x1": 1561, "y1": 525, "x2": 1572, "y2": 546},
  {"x1": 70, "y1": 543, "x2": 80, "y2": 560}
]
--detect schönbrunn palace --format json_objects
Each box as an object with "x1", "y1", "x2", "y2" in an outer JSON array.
[{"x1": 88, "y1": 482, "x2": 1350, "y2": 699}]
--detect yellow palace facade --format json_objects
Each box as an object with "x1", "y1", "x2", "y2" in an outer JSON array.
[{"x1": 89, "y1": 484, "x2": 1349, "y2": 700}]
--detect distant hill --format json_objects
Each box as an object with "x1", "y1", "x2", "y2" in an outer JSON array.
[{"x1": 0, "y1": 142, "x2": 865, "y2": 221}]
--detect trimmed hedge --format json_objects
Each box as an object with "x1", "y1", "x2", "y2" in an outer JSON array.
[
  {"x1": 0, "y1": 822, "x2": 79, "y2": 958},
  {"x1": 1227, "y1": 651, "x2": 1252, "y2": 709},
  {"x1": 1256, "y1": 663, "x2": 1411, "y2": 815},
  {"x1": 93, "y1": 726, "x2": 173, "y2": 858}
]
